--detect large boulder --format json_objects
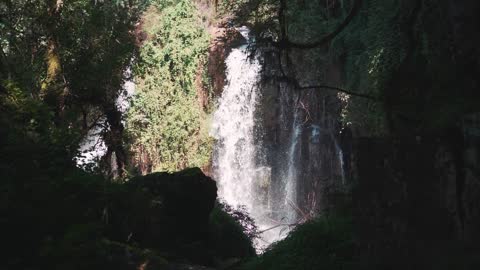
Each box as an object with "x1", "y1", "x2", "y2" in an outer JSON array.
[{"x1": 107, "y1": 168, "x2": 217, "y2": 261}]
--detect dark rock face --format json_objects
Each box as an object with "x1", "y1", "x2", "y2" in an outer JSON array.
[
  {"x1": 255, "y1": 0, "x2": 480, "y2": 266},
  {"x1": 350, "y1": 119, "x2": 480, "y2": 268},
  {"x1": 462, "y1": 114, "x2": 480, "y2": 247},
  {"x1": 345, "y1": 1, "x2": 480, "y2": 267},
  {"x1": 108, "y1": 168, "x2": 218, "y2": 263},
  {"x1": 24, "y1": 167, "x2": 253, "y2": 269},
  {"x1": 257, "y1": 45, "x2": 345, "y2": 216},
  {"x1": 207, "y1": 24, "x2": 248, "y2": 97}
]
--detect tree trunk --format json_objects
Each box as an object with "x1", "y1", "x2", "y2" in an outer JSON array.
[
  {"x1": 42, "y1": 0, "x2": 68, "y2": 118},
  {"x1": 103, "y1": 103, "x2": 127, "y2": 180}
]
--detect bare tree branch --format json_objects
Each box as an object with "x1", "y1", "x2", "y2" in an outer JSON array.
[
  {"x1": 298, "y1": 84, "x2": 380, "y2": 100},
  {"x1": 263, "y1": 74, "x2": 380, "y2": 101}
]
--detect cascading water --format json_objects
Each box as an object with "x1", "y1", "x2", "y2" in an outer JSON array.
[
  {"x1": 211, "y1": 26, "x2": 262, "y2": 216},
  {"x1": 334, "y1": 140, "x2": 346, "y2": 185},
  {"x1": 211, "y1": 27, "x2": 300, "y2": 251},
  {"x1": 283, "y1": 109, "x2": 301, "y2": 222},
  {"x1": 76, "y1": 66, "x2": 135, "y2": 168}
]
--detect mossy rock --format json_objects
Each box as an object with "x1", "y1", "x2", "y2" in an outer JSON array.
[
  {"x1": 106, "y1": 168, "x2": 217, "y2": 264},
  {"x1": 209, "y1": 202, "x2": 256, "y2": 260},
  {"x1": 39, "y1": 224, "x2": 168, "y2": 270}
]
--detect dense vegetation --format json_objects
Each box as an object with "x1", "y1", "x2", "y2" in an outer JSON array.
[
  {"x1": 126, "y1": 0, "x2": 213, "y2": 173},
  {"x1": 0, "y1": 0, "x2": 218, "y2": 177},
  {"x1": 1, "y1": 0, "x2": 253, "y2": 268},
  {"x1": 242, "y1": 215, "x2": 355, "y2": 270},
  {"x1": 2, "y1": 3, "x2": 143, "y2": 266},
  {"x1": 1, "y1": 0, "x2": 143, "y2": 179},
  {"x1": 1, "y1": 0, "x2": 479, "y2": 269},
  {"x1": 225, "y1": 0, "x2": 480, "y2": 136}
]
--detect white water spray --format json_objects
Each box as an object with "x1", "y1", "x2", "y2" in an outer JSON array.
[
  {"x1": 211, "y1": 27, "x2": 299, "y2": 251},
  {"x1": 335, "y1": 140, "x2": 346, "y2": 185},
  {"x1": 211, "y1": 26, "x2": 261, "y2": 212},
  {"x1": 76, "y1": 66, "x2": 135, "y2": 168},
  {"x1": 283, "y1": 109, "x2": 301, "y2": 221}
]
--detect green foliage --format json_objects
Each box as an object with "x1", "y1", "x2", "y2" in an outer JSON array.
[
  {"x1": 0, "y1": 143, "x2": 106, "y2": 268},
  {"x1": 236, "y1": 0, "x2": 473, "y2": 135},
  {"x1": 0, "y1": 115, "x2": 165, "y2": 268},
  {"x1": 216, "y1": 0, "x2": 279, "y2": 39},
  {"x1": 223, "y1": 0, "x2": 391, "y2": 135},
  {"x1": 330, "y1": 0, "x2": 408, "y2": 135},
  {"x1": 286, "y1": 1, "x2": 342, "y2": 43},
  {"x1": 330, "y1": 0, "x2": 480, "y2": 134},
  {"x1": 0, "y1": 80, "x2": 80, "y2": 171},
  {"x1": 59, "y1": 0, "x2": 141, "y2": 101},
  {"x1": 1, "y1": 0, "x2": 145, "y2": 177},
  {"x1": 242, "y1": 215, "x2": 356, "y2": 270},
  {"x1": 126, "y1": 0, "x2": 213, "y2": 172},
  {"x1": 218, "y1": 0, "x2": 251, "y2": 15},
  {"x1": 1, "y1": 0, "x2": 238, "y2": 268},
  {"x1": 0, "y1": 0, "x2": 141, "y2": 104}
]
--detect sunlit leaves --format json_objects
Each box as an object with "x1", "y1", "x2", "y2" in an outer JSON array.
[{"x1": 126, "y1": 0, "x2": 212, "y2": 172}]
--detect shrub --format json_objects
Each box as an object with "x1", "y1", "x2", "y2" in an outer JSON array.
[
  {"x1": 126, "y1": 0, "x2": 213, "y2": 172},
  {"x1": 242, "y1": 214, "x2": 357, "y2": 270}
]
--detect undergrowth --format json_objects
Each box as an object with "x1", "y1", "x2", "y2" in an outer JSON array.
[{"x1": 242, "y1": 214, "x2": 356, "y2": 270}]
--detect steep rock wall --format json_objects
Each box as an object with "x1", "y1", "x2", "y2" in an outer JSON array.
[
  {"x1": 340, "y1": 0, "x2": 480, "y2": 267},
  {"x1": 255, "y1": 0, "x2": 480, "y2": 265},
  {"x1": 257, "y1": 45, "x2": 345, "y2": 216},
  {"x1": 349, "y1": 118, "x2": 480, "y2": 267}
]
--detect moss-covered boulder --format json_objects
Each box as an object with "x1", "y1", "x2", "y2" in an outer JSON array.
[
  {"x1": 106, "y1": 168, "x2": 217, "y2": 263},
  {"x1": 209, "y1": 202, "x2": 256, "y2": 261}
]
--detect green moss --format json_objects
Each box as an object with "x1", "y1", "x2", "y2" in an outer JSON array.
[{"x1": 331, "y1": 0, "x2": 480, "y2": 134}]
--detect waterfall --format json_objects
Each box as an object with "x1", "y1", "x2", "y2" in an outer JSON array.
[
  {"x1": 283, "y1": 109, "x2": 301, "y2": 222},
  {"x1": 76, "y1": 66, "x2": 135, "y2": 169},
  {"x1": 335, "y1": 141, "x2": 346, "y2": 185},
  {"x1": 211, "y1": 27, "x2": 299, "y2": 251},
  {"x1": 211, "y1": 26, "x2": 261, "y2": 214}
]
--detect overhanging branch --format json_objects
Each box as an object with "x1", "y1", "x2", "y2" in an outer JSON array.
[
  {"x1": 263, "y1": 74, "x2": 380, "y2": 101},
  {"x1": 298, "y1": 84, "x2": 380, "y2": 101}
]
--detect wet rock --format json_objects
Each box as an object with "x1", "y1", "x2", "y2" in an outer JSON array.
[
  {"x1": 207, "y1": 23, "x2": 248, "y2": 96},
  {"x1": 256, "y1": 45, "x2": 344, "y2": 216}
]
